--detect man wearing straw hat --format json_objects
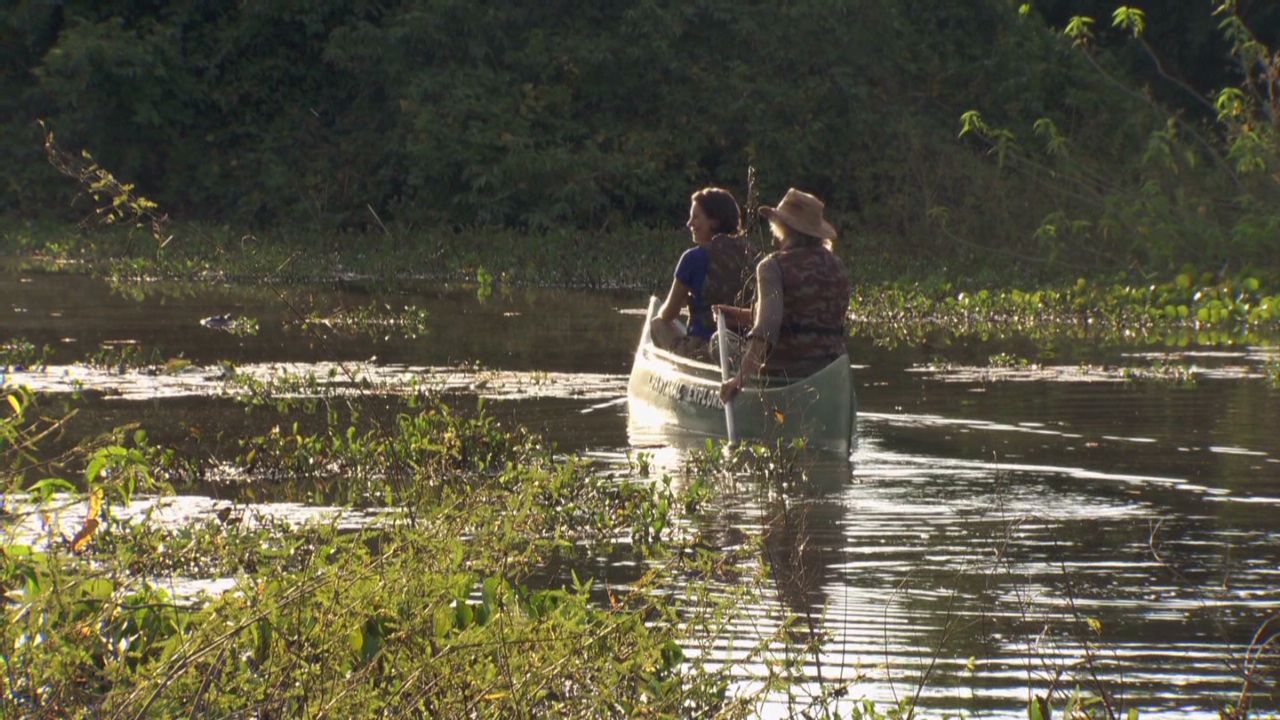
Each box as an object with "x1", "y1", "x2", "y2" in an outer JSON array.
[{"x1": 717, "y1": 188, "x2": 851, "y2": 402}]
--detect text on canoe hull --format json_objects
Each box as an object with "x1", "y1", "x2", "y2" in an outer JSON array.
[{"x1": 646, "y1": 374, "x2": 722, "y2": 410}]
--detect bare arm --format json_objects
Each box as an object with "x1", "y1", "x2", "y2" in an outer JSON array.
[
  {"x1": 711, "y1": 304, "x2": 752, "y2": 327},
  {"x1": 657, "y1": 277, "x2": 691, "y2": 322}
]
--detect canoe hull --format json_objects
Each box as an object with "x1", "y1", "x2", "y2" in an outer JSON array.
[{"x1": 626, "y1": 298, "x2": 856, "y2": 451}]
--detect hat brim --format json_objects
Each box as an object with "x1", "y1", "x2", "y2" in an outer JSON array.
[{"x1": 759, "y1": 206, "x2": 837, "y2": 240}]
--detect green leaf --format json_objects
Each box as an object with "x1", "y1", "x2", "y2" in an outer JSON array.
[
  {"x1": 27, "y1": 477, "x2": 77, "y2": 500},
  {"x1": 433, "y1": 605, "x2": 454, "y2": 638},
  {"x1": 482, "y1": 576, "x2": 502, "y2": 612},
  {"x1": 254, "y1": 620, "x2": 273, "y2": 664},
  {"x1": 1064, "y1": 15, "x2": 1095, "y2": 43},
  {"x1": 1111, "y1": 7, "x2": 1146, "y2": 37},
  {"x1": 958, "y1": 110, "x2": 987, "y2": 138},
  {"x1": 1029, "y1": 695, "x2": 1049, "y2": 720},
  {"x1": 1215, "y1": 88, "x2": 1246, "y2": 120},
  {"x1": 359, "y1": 617, "x2": 384, "y2": 662},
  {"x1": 454, "y1": 599, "x2": 474, "y2": 630},
  {"x1": 80, "y1": 577, "x2": 115, "y2": 602}
]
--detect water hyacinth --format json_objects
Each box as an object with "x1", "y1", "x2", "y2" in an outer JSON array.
[{"x1": 850, "y1": 272, "x2": 1280, "y2": 349}]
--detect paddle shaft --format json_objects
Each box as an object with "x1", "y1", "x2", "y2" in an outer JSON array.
[{"x1": 715, "y1": 310, "x2": 738, "y2": 444}]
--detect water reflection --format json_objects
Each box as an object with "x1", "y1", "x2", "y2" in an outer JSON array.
[
  {"x1": 626, "y1": 421, "x2": 855, "y2": 619},
  {"x1": 622, "y1": 416, "x2": 1277, "y2": 717}
]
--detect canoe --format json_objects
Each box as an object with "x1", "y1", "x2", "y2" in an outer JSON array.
[{"x1": 627, "y1": 297, "x2": 856, "y2": 451}]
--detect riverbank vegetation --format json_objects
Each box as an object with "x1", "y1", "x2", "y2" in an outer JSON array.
[
  {"x1": 9, "y1": 382, "x2": 1276, "y2": 718},
  {"x1": 2, "y1": 384, "x2": 775, "y2": 717}
]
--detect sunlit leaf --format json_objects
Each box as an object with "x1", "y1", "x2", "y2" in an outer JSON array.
[
  {"x1": 70, "y1": 489, "x2": 105, "y2": 554},
  {"x1": 1111, "y1": 7, "x2": 1145, "y2": 37},
  {"x1": 1029, "y1": 695, "x2": 1049, "y2": 720},
  {"x1": 1064, "y1": 15, "x2": 1095, "y2": 43},
  {"x1": 958, "y1": 110, "x2": 987, "y2": 138}
]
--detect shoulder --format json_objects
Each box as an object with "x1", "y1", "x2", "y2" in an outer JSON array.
[
  {"x1": 677, "y1": 245, "x2": 709, "y2": 267},
  {"x1": 674, "y1": 245, "x2": 709, "y2": 279},
  {"x1": 756, "y1": 253, "x2": 783, "y2": 279}
]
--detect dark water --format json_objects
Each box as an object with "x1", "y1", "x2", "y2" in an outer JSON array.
[{"x1": 3, "y1": 263, "x2": 1278, "y2": 717}]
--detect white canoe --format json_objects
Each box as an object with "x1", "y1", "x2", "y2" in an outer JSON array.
[{"x1": 626, "y1": 297, "x2": 856, "y2": 451}]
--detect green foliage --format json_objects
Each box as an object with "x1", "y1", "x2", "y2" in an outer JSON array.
[
  {"x1": 1026, "y1": 688, "x2": 1138, "y2": 720},
  {"x1": 0, "y1": 386, "x2": 768, "y2": 718},
  {"x1": 0, "y1": 219, "x2": 688, "y2": 290},
  {"x1": 222, "y1": 316, "x2": 259, "y2": 337},
  {"x1": 1065, "y1": 15, "x2": 1096, "y2": 44},
  {"x1": 299, "y1": 303, "x2": 430, "y2": 340},
  {"x1": 40, "y1": 120, "x2": 171, "y2": 248},
  {"x1": 1111, "y1": 7, "x2": 1145, "y2": 38},
  {"x1": 0, "y1": 1, "x2": 1176, "y2": 264},
  {"x1": 85, "y1": 341, "x2": 164, "y2": 372},
  {"x1": 0, "y1": 336, "x2": 52, "y2": 370},
  {"x1": 0, "y1": 387, "x2": 37, "y2": 469},
  {"x1": 958, "y1": 2, "x2": 1280, "y2": 276},
  {"x1": 1122, "y1": 358, "x2": 1197, "y2": 386},
  {"x1": 848, "y1": 698, "x2": 916, "y2": 720},
  {"x1": 4, "y1": 2, "x2": 1278, "y2": 278},
  {"x1": 850, "y1": 271, "x2": 1280, "y2": 348},
  {"x1": 988, "y1": 352, "x2": 1033, "y2": 369}
]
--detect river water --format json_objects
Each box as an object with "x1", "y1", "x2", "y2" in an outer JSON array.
[{"x1": 3, "y1": 263, "x2": 1278, "y2": 718}]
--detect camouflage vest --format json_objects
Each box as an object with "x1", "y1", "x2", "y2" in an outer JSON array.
[
  {"x1": 766, "y1": 244, "x2": 850, "y2": 374},
  {"x1": 688, "y1": 233, "x2": 757, "y2": 333}
]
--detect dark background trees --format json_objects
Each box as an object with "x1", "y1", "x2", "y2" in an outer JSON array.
[{"x1": 3, "y1": 0, "x2": 1276, "y2": 274}]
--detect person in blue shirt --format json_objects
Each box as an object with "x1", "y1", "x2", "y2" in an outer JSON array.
[{"x1": 650, "y1": 187, "x2": 757, "y2": 359}]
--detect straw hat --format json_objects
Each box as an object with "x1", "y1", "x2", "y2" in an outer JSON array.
[{"x1": 758, "y1": 188, "x2": 837, "y2": 240}]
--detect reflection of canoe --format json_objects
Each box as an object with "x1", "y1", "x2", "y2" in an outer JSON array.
[{"x1": 627, "y1": 297, "x2": 856, "y2": 451}]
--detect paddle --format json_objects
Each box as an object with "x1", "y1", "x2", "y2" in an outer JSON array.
[{"x1": 715, "y1": 308, "x2": 739, "y2": 445}]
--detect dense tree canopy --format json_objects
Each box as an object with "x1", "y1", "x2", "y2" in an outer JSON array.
[{"x1": 2, "y1": 0, "x2": 1277, "y2": 272}]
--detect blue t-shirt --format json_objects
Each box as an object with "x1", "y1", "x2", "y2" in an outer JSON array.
[{"x1": 674, "y1": 246, "x2": 713, "y2": 338}]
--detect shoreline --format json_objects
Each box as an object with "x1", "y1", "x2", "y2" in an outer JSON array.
[{"x1": 4, "y1": 220, "x2": 1279, "y2": 350}]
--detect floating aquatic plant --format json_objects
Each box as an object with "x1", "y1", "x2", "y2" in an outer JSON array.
[
  {"x1": 297, "y1": 303, "x2": 431, "y2": 340},
  {"x1": 0, "y1": 337, "x2": 51, "y2": 371},
  {"x1": 850, "y1": 273, "x2": 1280, "y2": 349}
]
